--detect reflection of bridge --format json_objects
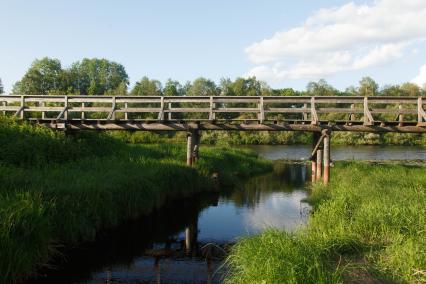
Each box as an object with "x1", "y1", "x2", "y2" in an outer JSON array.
[{"x1": 2, "y1": 95, "x2": 425, "y2": 184}]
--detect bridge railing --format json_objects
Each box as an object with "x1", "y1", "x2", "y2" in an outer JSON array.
[{"x1": 0, "y1": 95, "x2": 425, "y2": 126}]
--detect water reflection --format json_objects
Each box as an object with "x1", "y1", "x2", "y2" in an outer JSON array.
[
  {"x1": 246, "y1": 145, "x2": 426, "y2": 161},
  {"x1": 27, "y1": 162, "x2": 310, "y2": 284}
]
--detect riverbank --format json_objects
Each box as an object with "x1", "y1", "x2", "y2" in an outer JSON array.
[
  {"x1": 0, "y1": 117, "x2": 272, "y2": 284},
  {"x1": 225, "y1": 162, "x2": 426, "y2": 283}
]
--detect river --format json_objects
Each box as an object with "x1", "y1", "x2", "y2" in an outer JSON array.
[{"x1": 28, "y1": 145, "x2": 426, "y2": 284}]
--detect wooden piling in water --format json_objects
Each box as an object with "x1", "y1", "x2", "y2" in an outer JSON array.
[
  {"x1": 187, "y1": 132, "x2": 194, "y2": 166},
  {"x1": 316, "y1": 149, "x2": 323, "y2": 182},
  {"x1": 311, "y1": 132, "x2": 319, "y2": 182},
  {"x1": 323, "y1": 133, "x2": 330, "y2": 185}
]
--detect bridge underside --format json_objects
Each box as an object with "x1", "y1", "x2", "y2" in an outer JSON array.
[{"x1": 33, "y1": 119, "x2": 426, "y2": 133}]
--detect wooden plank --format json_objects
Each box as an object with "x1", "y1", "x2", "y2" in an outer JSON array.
[
  {"x1": 213, "y1": 108, "x2": 260, "y2": 113},
  {"x1": 266, "y1": 108, "x2": 310, "y2": 113}
]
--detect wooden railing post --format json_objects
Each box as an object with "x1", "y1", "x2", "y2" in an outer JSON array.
[
  {"x1": 258, "y1": 97, "x2": 265, "y2": 123},
  {"x1": 158, "y1": 96, "x2": 164, "y2": 121},
  {"x1": 311, "y1": 97, "x2": 318, "y2": 125},
  {"x1": 363, "y1": 97, "x2": 374, "y2": 125},
  {"x1": 209, "y1": 96, "x2": 215, "y2": 121},
  {"x1": 303, "y1": 103, "x2": 308, "y2": 121},
  {"x1": 64, "y1": 96, "x2": 68, "y2": 120},
  {"x1": 81, "y1": 102, "x2": 85, "y2": 120},
  {"x1": 20, "y1": 95, "x2": 25, "y2": 119},
  {"x1": 124, "y1": 102, "x2": 128, "y2": 120},
  {"x1": 418, "y1": 97, "x2": 426, "y2": 124},
  {"x1": 168, "y1": 102, "x2": 172, "y2": 120},
  {"x1": 349, "y1": 103, "x2": 355, "y2": 122},
  {"x1": 398, "y1": 104, "x2": 403, "y2": 126}
]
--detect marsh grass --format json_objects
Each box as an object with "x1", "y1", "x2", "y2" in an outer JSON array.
[
  {"x1": 226, "y1": 162, "x2": 426, "y2": 284},
  {"x1": 0, "y1": 117, "x2": 271, "y2": 283}
]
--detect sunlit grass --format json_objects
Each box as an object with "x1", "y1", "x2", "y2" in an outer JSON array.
[{"x1": 226, "y1": 162, "x2": 426, "y2": 284}]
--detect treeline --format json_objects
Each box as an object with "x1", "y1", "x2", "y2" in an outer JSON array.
[{"x1": 4, "y1": 57, "x2": 426, "y2": 97}]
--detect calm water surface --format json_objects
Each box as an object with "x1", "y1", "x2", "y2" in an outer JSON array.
[
  {"x1": 245, "y1": 145, "x2": 426, "y2": 161},
  {"x1": 28, "y1": 145, "x2": 425, "y2": 284}
]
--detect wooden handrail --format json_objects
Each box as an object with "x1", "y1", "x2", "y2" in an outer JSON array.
[{"x1": 0, "y1": 95, "x2": 424, "y2": 127}]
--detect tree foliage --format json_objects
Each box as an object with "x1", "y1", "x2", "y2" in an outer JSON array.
[
  {"x1": 0, "y1": 78, "x2": 3, "y2": 94},
  {"x1": 69, "y1": 58, "x2": 129, "y2": 95},
  {"x1": 131, "y1": 76, "x2": 162, "y2": 96},
  {"x1": 358, "y1": 76, "x2": 379, "y2": 96}
]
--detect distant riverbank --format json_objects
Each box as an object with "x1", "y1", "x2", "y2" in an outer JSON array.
[
  {"x1": 109, "y1": 130, "x2": 426, "y2": 147},
  {"x1": 0, "y1": 117, "x2": 271, "y2": 283}
]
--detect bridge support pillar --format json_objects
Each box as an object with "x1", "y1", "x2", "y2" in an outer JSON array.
[
  {"x1": 187, "y1": 130, "x2": 200, "y2": 166},
  {"x1": 323, "y1": 131, "x2": 331, "y2": 185},
  {"x1": 316, "y1": 150, "x2": 323, "y2": 181},
  {"x1": 311, "y1": 132, "x2": 320, "y2": 182}
]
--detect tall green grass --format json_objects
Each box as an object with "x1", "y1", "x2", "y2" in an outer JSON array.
[
  {"x1": 0, "y1": 117, "x2": 271, "y2": 283},
  {"x1": 226, "y1": 162, "x2": 426, "y2": 284}
]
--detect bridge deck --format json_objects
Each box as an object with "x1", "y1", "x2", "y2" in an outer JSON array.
[{"x1": 1, "y1": 95, "x2": 425, "y2": 133}]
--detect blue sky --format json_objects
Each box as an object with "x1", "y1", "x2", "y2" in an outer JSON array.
[{"x1": 1, "y1": 0, "x2": 426, "y2": 93}]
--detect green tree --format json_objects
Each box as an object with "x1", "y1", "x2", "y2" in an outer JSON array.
[
  {"x1": 0, "y1": 78, "x2": 3, "y2": 94},
  {"x1": 220, "y1": 78, "x2": 234, "y2": 96},
  {"x1": 306, "y1": 79, "x2": 338, "y2": 96},
  {"x1": 381, "y1": 85, "x2": 402, "y2": 96},
  {"x1": 358, "y1": 77, "x2": 379, "y2": 96},
  {"x1": 231, "y1": 77, "x2": 262, "y2": 96},
  {"x1": 163, "y1": 79, "x2": 182, "y2": 96},
  {"x1": 400, "y1": 82, "x2": 421, "y2": 97},
  {"x1": 186, "y1": 77, "x2": 219, "y2": 96},
  {"x1": 344, "y1": 86, "x2": 358, "y2": 96},
  {"x1": 131, "y1": 76, "x2": 162, "y2": 96},
  {"x1": 69, "y1": 58, "x2": 129, "y2": 95},
  {"x1": 15, "y1": 57, "x2": 65, "y2": 95}
]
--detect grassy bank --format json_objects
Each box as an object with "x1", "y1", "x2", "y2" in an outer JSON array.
[
  {"x1": 0, "y1": 117, "x2": 272, "y2": 283},
  {"x1": 226, "y1": 162, "x2": 426, "y2": 283},
  {"x1": 109, "y1": 130, "x2": 426, "y2": 146}
]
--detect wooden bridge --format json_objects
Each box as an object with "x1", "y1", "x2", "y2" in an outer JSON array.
[{"x1": 1, "y1": 95, "x2": 425, "y2": 184}]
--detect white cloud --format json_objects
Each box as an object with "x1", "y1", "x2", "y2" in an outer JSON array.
[
  {"x1": 411, "y1": 64, "x2": 426, "y2": 86},
  {"x1": 245, "y1": 0, "x2": 426, "y2": 82}
]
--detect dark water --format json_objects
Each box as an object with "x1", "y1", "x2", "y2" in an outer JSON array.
[
  {"x1": 27, "y1": 145, "x2": 426, "y2": 284},
  {"x1": 28, "y1": 163, "x2": 310, "y2": 284}
]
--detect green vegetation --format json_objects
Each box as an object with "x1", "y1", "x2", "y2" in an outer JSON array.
[
  {"x1": 10, "y1": 57, "x2": 426, "y2": 98},
  {"x1": 226, "y1": 162, "x2": 426, "y2": 283},
  {"x1": 0, "y1": 116, "x2": 271, "y2": 283}
]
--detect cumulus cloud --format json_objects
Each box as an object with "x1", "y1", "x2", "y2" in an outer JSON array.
[
  {"x1": 245, "y1": 0, "x2": 426, "y2": 82},
  {"x1": 411, "y1": 64, "x2": 426, "y2": 86}
]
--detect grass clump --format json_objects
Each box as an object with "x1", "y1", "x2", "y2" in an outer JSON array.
[
  {"x1": 0, "y1": 117, "x2": 271, "y2": 283},
  {"x1": 226, "y1": 162, "x2": 426, "y2": 284}
]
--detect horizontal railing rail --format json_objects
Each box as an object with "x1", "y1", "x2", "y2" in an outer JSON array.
[{"x1": 0, "y1": 95, "x2": 425, "y2": 127}]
